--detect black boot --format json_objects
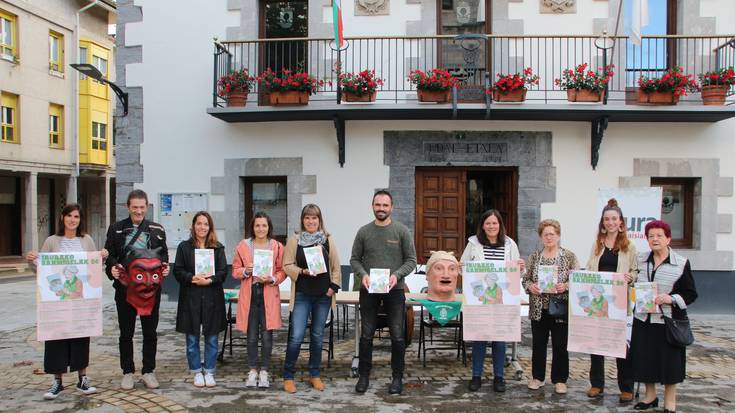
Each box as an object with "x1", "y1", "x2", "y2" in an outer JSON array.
[
  {"x1": 493, "y1": 377, "x2": 506, "y2": 392},
  {"x1": 468, "y1": 377, "x2": 482, "y2": 392},
  {"x1": 388, "y1": 376, "x2": 403, "y2": 394},
  {"x1": 355, "y1": 375, "x2": 370, "y2": 393}
]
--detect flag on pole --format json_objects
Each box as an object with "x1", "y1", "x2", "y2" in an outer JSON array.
[
  {"x1": 332, "y1": 0, "x2": 344, "y2": 48},
  {"x1": 631, "y1": 0, "x2": 649, "y2": 46}
]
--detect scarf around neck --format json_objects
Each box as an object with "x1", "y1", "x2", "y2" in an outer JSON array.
[{"x1": 298, "y1": 231, "x2": 326, "y2": 247}]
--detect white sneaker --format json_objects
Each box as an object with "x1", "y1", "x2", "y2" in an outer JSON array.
[
  {"x1": 258, "y1": 370, "x2": 270, "y2": 388},
  {"x1": 527, "y1": 378, "x2": 545, "y2": 390},
  {"x1": 121, "y1": 373, "x2": 134, "y2": 390},
  {"x1": 193, "y1": 372, "x2": 205, "y2": 387},
  {"x1": 246, "y1": 370, "x2": 258, "y2": 387},
  {"x1": 204, "y1": 372, "x2": 216, "y2": 387},
  {"x1": 141, "y1": 372, "x2": 159, "y2": 389},
  {"x1": 554, "y1": 382, "x2": 568, "y2": 394}
]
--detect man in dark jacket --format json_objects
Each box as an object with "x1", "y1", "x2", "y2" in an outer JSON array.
[{"x1": 104, "y1": 189, "x2": 168, "y2": 390}]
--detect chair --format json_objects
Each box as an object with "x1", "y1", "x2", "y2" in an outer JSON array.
[
  {"x1": 416, "y1": 286, "x2": 466, "y2": 368},
  {"x1": 219, "y1": 298, "x2": 247, "y2": 361}
]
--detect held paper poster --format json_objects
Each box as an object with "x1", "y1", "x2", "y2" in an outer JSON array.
[
  {"x1": 194, "y1": 249, "x2": 215, "y2": 276},
  {"x1": 462, "y1": 260, "x2": 521, "y2": 342},
  {"x1": 369, "y1": 268, "x2": 390, "y2": 293},
  {"x1": 304, "y1": 246, "x2": 327, "y2": 275},
  {"x1": 253, "y1": 249, "x2": 274, "y2": 280}
]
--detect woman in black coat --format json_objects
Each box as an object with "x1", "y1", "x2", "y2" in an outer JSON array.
[{"x1": 174, "y1": 211, "x2": 227, "y2": 388}]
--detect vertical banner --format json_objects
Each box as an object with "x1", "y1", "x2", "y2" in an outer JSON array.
[
  {"x1": 37, "y1": 252, "x2": 103, "y2": 341},
  {"x1": 462, "y1": 260, "x2": 521, "y2": 342},
  {"x1": 568, "y1": 270, "x2": 628, "y2": 358},
  {"x1": 596, "y1": 187, "x2": 662, "y2": 253}
]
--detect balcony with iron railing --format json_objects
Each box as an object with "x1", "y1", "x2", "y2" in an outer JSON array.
[{"x1": 206, "y1": 34, "x2": 735, "y2": 166}]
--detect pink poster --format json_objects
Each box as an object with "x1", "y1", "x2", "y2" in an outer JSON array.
[
  {"x1": 567, "y1": 270, "x2": 628, "y2": 358},
  {"x1": 462, "y1": 260, "x2": 522, "y2": 342},
  {"x1": 36, "y1": 251, "x2": 103, "y2": 341}
]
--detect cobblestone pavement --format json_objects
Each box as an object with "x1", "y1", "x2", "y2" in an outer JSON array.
[{"x1": 1, "y1": 281, "x2": 734, "y2": 412}]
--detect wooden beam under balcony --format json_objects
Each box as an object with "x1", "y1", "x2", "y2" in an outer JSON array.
[{"x1": 207, "y1": 102, "x2": 735, "y2": 123}]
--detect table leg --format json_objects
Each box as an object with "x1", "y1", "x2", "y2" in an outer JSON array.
[{"x1": 351, "y1": 303, "x2": 360, "y2": 378}]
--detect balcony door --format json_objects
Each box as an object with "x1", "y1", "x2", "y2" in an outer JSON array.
[
  {"x1": 437, "y1": 0, "x2": 491, "y2": 101},
  {"x1": 258, "y1": 0, "x2": 308, "y2": 82}
]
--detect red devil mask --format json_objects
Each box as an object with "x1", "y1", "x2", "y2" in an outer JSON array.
[{"x1": 119, "y1": 248, "x2": 165, "y2": 316}]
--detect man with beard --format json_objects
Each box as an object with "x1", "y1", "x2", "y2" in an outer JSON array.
[
  {"x1": 104, "y1": 190, "x2": 169, "y2": 390},
  {"x1": 350, "y1": 190, "x2": 417, "y2": 395}
]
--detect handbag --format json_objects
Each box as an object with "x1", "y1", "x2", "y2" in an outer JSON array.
[
  {"x1": 661, "y1": 305, "x2": 694, "y2": 348},
  {"x1": 548, "y1": 296, "x2": 568, "y2": 318}
]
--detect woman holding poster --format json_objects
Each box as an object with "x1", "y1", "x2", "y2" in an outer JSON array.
[
  {"x1": 522, "y1": 219, "x2": 578, "y2": 395},
  {"x1": 282, "y1": 204, "x2": 342, "y2": 393},
  {"x1": 460, "y1": 209, "x2": 524, "y2": 393},
  {"x1": 631, "y1": 220, "x2": 697, "y2": 413},
  {"x1": 585, "y1": 198, "x2": 638, "y2": 403},
  {"x1": 232, "y1": 212, "x2": 287, "y2": 388},
  {"x1": 26, "y1": 203, "x2": 108, "y2": 400},
  {"x1": 174, "y1": 212, "x2": 227, "y2": 388}
]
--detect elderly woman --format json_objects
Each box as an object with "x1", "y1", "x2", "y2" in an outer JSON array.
[
  {"x1": 460, "y1": 209, "x2": 524, "y2": 393},
  {"x1": 631, "y1": 220, "x2": 697, "y2": 413},
  {"x1": 522, "y1": 219, "x2": 578, "y2": 394},
  {"x1": 585, "y1": 198, "x2": 638, "y2": 402}
]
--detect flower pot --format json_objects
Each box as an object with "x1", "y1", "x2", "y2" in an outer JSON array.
[
  {"x1": 493, "y1": 89, "x2": 526, "y2": 102},
  {"x1": 566, "y1": 88, "x2": 604, "y2": 103},
  {"x1": 226, "y1": 90, "x2": 248, "y2": 107},
  {"x1": 269, "y1": 90, "x2": 310, "y2": 105},
  {"x1": 701, "y1": 85, "x2": 728, "y2": 106},
  {"x1": 343, "y1": 91, "x2": 376, "y2": 102},
  {"x1": 637, "y1": 90, "x2": 679, "y2": 105},
  {"x1": 417, "y1": 89, "x2": 451, "y2": 103}
]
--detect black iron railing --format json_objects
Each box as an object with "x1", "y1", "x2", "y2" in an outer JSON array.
[{"x1": 212, "y1": 34, "x2": 735, "y2": 107}]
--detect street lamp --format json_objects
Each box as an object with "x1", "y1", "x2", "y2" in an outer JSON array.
[
  {"x1": 594, "y1": 31, "x2": 615, "y2": 105},
  {"x1": 70, "y1": 63, "x2": 129, "y2": 116}
]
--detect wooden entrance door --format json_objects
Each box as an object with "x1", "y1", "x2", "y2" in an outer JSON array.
[
  {"x1": 415, "y1": 167, "x2": 518, "y2": 264},
  {"x1": 415, "y1": 168, "x2": 466, "y2": 264}
]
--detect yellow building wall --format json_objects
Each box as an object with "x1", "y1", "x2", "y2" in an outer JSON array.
[{"x1": 78, "y1": 39, "x2": 111, "y2": 165}]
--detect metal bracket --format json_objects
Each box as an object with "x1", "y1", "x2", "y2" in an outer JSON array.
[
  {"x1": 334, "y1": 115, "x2": 346, "y2": 168},
  {"x1": 591, "y1": 116, "x2": 609, "y2": 170}
]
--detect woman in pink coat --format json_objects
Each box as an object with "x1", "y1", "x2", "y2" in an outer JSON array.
[{"x1": 232, "y1": 212, "x2": 286, "y2": 388}]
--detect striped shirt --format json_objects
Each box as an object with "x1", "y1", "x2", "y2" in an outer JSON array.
[
  {"x1": 58, "y1": 237, "x2": 84, "y2": 252},
  {"x1": 482, "y1": 245, "x2": 505, "y2": 261}
]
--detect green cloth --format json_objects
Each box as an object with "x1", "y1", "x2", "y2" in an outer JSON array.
[
  {"x1": 224, "y1": 290, "x2": 238, "y2": 302},
  {"x1": 415, "y1": 299, "x2": 462, "y2": 326},
  {"x1": 349, "y1": 221, "x2": 417, "y2": 291}
]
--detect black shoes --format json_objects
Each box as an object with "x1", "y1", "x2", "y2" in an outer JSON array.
[
  {"x1": 634, "y1": 398, "x2": 659, "y2": 410},
  {"x1": 355, "y1": 375, "x2": 370, "y2": 393},
  {"x1": 388, "y1": 377, "x2": 403, "y2": 394},
  {"x1": 493, "y1": 377, "x2": 506, "y2": 392},
  {"x1": 468, "y1": 377, "x2": 482, "y2": 392}
]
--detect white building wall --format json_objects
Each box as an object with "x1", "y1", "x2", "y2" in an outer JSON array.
[{"x1": 124, "y1": 0, "x2": 735, "y2": 270}]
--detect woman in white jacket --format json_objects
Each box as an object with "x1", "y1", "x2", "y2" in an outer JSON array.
[{"x1": 460, "y1": 209, "x2": 524, "y2": 393}]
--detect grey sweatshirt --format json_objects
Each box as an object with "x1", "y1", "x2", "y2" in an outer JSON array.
[{"x1": 349, "y1": 220, "x2": 417, "y2": 291}]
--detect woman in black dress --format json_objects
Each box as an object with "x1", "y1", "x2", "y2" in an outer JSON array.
[{"x1": 631, "y1": 220, "x2": 697, "y2": 413}]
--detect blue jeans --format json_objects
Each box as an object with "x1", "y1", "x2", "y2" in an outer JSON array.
[
  {"x1": 471, "y1": 341, "x2": 506, "y2": 378},
  {"x1": 283, "y1": 292, "x2": 331, "y2": 379},
  {"x1": 186, "y1": 334, "x2": 219, "y2": 374}
]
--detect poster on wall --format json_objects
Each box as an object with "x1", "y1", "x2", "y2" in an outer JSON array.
[
  {"x1": 596, "y1": 187, "x2": 662, "y2": 253},
  {"x1": 462, "y1": 260, "x2": 522, "y2": 342},
  {"x1": 37, "y1": 252, "x2": 103, "y2": 341},
  {"x1": 158, "y1": 193, "x2": 208, "y2": 256},
  {"x1": 567, "y1": 270, "x2": 628, "y2": 358}
]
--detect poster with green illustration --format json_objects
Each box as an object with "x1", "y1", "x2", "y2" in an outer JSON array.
[
  {"x1": 194, "y1": 249, "x2": 215, "y2": 275},
  {"x1": 304, "y1": 246, "x2": 327, "y2": 275},
  {"x1": 253, "y1": 249, "x2": 274, "y2": 279},
  {"x1": 538, "y1": 265, "x2": 558, "y2": 293},
  {"x1": 634, "y1": 282, "x2": 658, "y2": 314},
  {"x1": 369, "y1": 268, "x2": 390, "y2": 293}
]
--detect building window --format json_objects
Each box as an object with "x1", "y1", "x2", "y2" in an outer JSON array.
[
  {"x1": 92, "y1": 55, "x2": 108, "y2": 82},
  {"x1": 0, "y1": 10, "x2": 17, "y2": 61},
  {"x1": 49, "y1": 104, "x2": 63, "y2": 147},
  {"x1": 651, "y1": 177, "x2": 696, "y2": 249},
  {"x1": 92, "y1": 121, "x2": 107, "y2": 150},
  {"x1": 1, "y1": 92, "x2": 18, "y2": 143},
  {"x1": 625, "y1": 0, "x2": 678, "y2": 85},
  {"x1": 244, "y1": 177, "x2": 288, "y2": 244},
  {"x1": 78, "y1": 46, "x2": 88, "y2": 79},
  {"x1": 49, "y1": 31, "x2": 64, "y2": 73}
]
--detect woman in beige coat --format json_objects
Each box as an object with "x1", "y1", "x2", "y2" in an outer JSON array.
[{"x1": 281, "y1": 204, "x2": 341, "y2": 393}]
